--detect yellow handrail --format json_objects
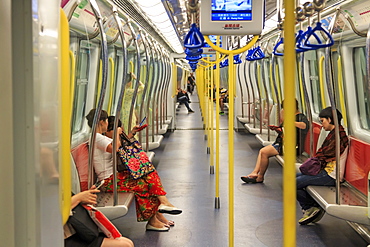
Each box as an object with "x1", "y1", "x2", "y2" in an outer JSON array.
[
  {"x1": 319, "y1": 56, "x2": 327, "y2": 108},
  {"x1": 69, "y1": 50, "x2": 76, "y2": 114},
  {"x1": 215, "y1": 36, "x2": 221, "y2": 203},
  {"x1": 283, "y1": 1, "x2": 297, "y2": 246},
  {"x1": 298, "y1": 63, "x2": 306, "y2": 112},
  {"x1": 200, "y1": 54, "x2": 226, "y2": 64},
  {"x1": 129, "y1": 60, "x2": 134, "y2": 73},
  {"x1": 269, "y1": 61, "x2": 277, "y2": 103},
  {"x1": 204, "y1": 35, "x2": 259, "y2": 55},
  {"x1": 276, "y1": 63, "x2": 283, "y2": 101},
  {"x1": 107, "y1": 57, "x2": 115, "y2": 114},
  {"x1": 96, "y1": 60, "x2": 103, "y2": 107},
  {"x1": 172, "y1": 63, "x2": 177, "y2": 98},
  {"x1": 228, "y1": 55, "x2": 235, "y2": 247},
  {"x1": 337, "y1": 56, "x2": 347, "y2": 126},
  {"x1": 59, "y1": 8, "x2": 71, "y2": 225},
  {"x1": 204, "y1": 34, "x2": 259, "y2": 247}
]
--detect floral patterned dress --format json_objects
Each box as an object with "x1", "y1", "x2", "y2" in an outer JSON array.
[{"x1": 103, "y1": 165, "x2": 166, "y2": 222}]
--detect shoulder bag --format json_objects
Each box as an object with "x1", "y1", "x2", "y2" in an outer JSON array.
[
  {"x1": 117, "y1": 133, "x2": 155, "y2": 179},
  {"x1": 299, "y1": 157, "x2": 324, "y2": 176}
]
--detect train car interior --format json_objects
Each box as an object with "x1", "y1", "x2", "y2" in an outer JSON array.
[{"x1": 2, "y1": 0, "x2": 370, "y2": 246}]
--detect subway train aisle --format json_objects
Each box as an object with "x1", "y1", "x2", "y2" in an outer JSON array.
[{"x1": 112, "y1": 91, "x2": 367, "y2": 246}]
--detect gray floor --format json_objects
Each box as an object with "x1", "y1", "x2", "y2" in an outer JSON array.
[{"x1": 113, "y1": 91, "x2": 368, "y2": 247}]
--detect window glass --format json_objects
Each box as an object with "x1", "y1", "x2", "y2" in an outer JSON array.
[
  {"x1": 71, "y1": 45, "x2": 90, "y2": 134},
  {"x1": 353, "y1": 47, "x2": 370, "y2": 129},
  {"x1": 306, "y1": 50, "x2": 321, "y2": 114},
  {"x1": 263, "y1": 60, "x2": 272, "y2": 102},
  {"x1": 276, "y1": 56, "x2": 284, "y2": 101}
]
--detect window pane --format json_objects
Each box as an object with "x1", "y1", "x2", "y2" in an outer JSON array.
[
  {"x1": 353, "y1": 47, "x2": 370, "y2": 129},
  {"x1": 306, "y1": 50, "x2": 321, "y2": 114},
  {"x1": 71, "y1": 45, "x2": 90, "y2": 134}
]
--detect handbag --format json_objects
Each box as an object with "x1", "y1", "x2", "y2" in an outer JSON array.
[
  {"x1": 299, "y1": 157, "x2": 324, "y2": 176},
  {"x1": 117, "y1": 134, "x2": 155, "y2": 179},
  {"x1": 68, "y1": 204, "x2": 100, "y2": 242},
  {"x1": 82, "y1": 205, "x2": 122, "y2": 239}
]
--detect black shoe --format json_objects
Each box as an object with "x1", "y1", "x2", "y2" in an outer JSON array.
[
  {"x1": 188, "y1": 110, "x2": 194, "y2": 113},
  {"x1": 188, "y1": 101, "x2": 191, "y2": 103}
]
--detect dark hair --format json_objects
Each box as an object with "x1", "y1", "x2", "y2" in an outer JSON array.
[
  {"x1": 125, "y1": 73, "x2": 133, "y2": 83},
  {"x1": 107, "y1": 116, "x2": 122, "y2": 132},
  {"x1": 85, "y1": 109, "x2": 108, "y2": 128},
  {"x1": 319, "y1": 107, "x2": 343, "y2": 124},
  {"x1": 281, "y1": 99, "x2": 299, "y2": 110}
]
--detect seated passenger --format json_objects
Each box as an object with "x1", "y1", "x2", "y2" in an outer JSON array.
[
  {"x1": 219, "y1": 87, "x2": 228, "y2": 115},
  {"x1": 85, "y1": 109, "x2": 182, "y2": 232},
  {"x1": 176, "y1": 88, "x2": 194, "y2": 113},
  {"x1": 187, "y1": 73, "x2": 195, "y2": 95},
  {"x1": 64, "y1": 186, "x2": 134, "y2": 247},
  {"x1": 241, "y1": 99, "x2": 309, "y2": 183},
  {"x1": 297, "y1": 107, "x2": 348, "y2": 225}
]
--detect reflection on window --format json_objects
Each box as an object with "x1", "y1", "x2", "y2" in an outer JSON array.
[
  {"x1": 276, "y1": 57, "x2": 284, "y2": 100},
  {"x1": 307, "y1": 50, "x2": 321, "y2": 114},
  {"x1": 263, "y1": 60, "x2": 272, "y2": 102},
  {"x1": 353, "y1": 47, "x2": 370, "y2": 129},
  {"x1": 71, "y1": 45, "x2": 90, "y2": 134}
]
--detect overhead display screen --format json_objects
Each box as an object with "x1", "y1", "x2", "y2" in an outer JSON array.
[{"x1": 211, "y1": 0, "x2": 252, "y2": 21}]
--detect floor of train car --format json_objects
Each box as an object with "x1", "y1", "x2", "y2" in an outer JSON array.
[{"x1": 112, "y1": 91, "x2": 367, "y2": 247}]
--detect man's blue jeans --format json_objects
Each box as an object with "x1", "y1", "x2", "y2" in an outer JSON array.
[
  {"x1": 177, "y1": 96, "x2": 191, "y2": 111},
  {"x1": 297, "y1": 169, "x2": 335, "y2": 210}
]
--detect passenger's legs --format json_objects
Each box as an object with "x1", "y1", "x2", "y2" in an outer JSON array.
[
  {"x1": 244, "y1": 144, "x2": 278, "y2": 182},
  {"x1": 296, "y1": 170, "x2": 335, "y2": 210},
  {"x1": 101, "y1": 237, "x2": 134, "y2": 247},
  {"x1": 219, "y1": 97, "x2": 224, "y2": 112},
  {"x1": 177, "y1": 96, "x2": 192, "y2": 111}
]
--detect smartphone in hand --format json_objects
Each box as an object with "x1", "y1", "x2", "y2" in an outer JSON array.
[
  {"x1": 94, "y1": 180, "x2": 105, "y2": 190},
  {"x1": 139, "y1": 116, "x2": 146, "y2": 126},
  {"x1": 136, "y1": 124, "x2": 148, "y2": 132}
]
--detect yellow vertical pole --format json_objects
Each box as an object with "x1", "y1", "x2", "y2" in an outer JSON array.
[
  {"x1": 210, "y1": 62, "x2": 214, "y2": 174},
  {"x1": 59, "y1": 8, "x2": 71, "y2": 225},
  {"x1": 319, "y1": 56, "x2": 327, "y2": 108},
  {"x1": 205, "y1": 66, "x2": 209, "y2": 142},
  {"x1": 172, "y1": 63, "x2": 177, "y2": 97},
  {"x1": 337, "y1": 57, "x2": 347, "y2": 127},
  {"x1": 228, "y1": 55, "x2": 235, "y2": 247},
  {"x1": 283, "y1": 1, "x2": 296, "y2": 247},
  {"x1": 215, "y1": 36, "x2": 221, "y2": 207}
]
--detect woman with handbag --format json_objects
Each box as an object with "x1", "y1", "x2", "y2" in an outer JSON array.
[
  {"x1": 296, "y1": 107, "x2": 348, "y2": 225},
  {"x1": 86, "y1": 109, "x2": 182, "y2": 232},
  {"x1": 64, "y1": 186, "x2": 134, "y2": 247}
]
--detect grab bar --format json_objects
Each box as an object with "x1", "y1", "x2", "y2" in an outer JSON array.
[
  {"x1": 112, "y1": 7, "x2": 129, "y2": 205},
  {"x1": 59, "y1": 7, "x2": 72, "y2": 225},
  {"x1": 88, "y1": 0, "x2": 109, "y2": 189}
]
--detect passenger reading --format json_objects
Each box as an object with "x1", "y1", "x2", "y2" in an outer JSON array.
[{"x1": 211, "y1": 0, "x2": 252, "y2": 21}]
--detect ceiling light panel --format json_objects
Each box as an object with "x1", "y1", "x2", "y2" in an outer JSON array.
[{"x1": 134, "y1": 0, "x2": 184, "y2": 53}]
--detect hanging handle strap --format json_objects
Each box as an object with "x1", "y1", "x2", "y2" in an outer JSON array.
[{"x1": 303, "y1": 22, "x2": 334, "y2": 48}]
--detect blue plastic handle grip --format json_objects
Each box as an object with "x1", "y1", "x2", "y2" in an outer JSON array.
[
  {"x1": 303, "y1": 22, "x2": 334, "y2": 49},
  {"x1": 273, "y1": 38, "x2": 284, "y2": 56},
  {"x1": 184, "y1": 23, "x2": 205, "y2": 49}
]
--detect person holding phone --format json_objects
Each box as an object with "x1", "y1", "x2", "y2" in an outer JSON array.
[
  {"x1": 64, "y1": 185, "x2": 134, "y2": 247},
  {"x1": 241, "y1": 99, "x2": 309, "y2": 183},
  {"x1": 85, "y1": 109, "x2": 182, "y2": 232}
]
